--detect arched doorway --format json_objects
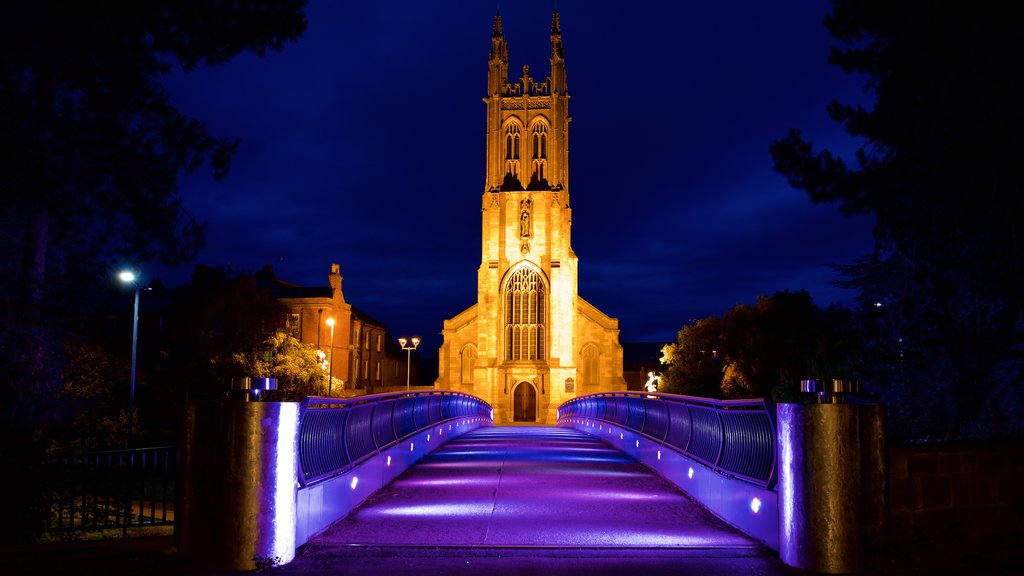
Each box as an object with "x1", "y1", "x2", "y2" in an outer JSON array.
[{"x1": 512, "y1": 381, "x2": 537, "y2": 422}]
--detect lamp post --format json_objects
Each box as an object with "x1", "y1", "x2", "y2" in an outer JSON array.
[
  {"x1": 398, "y1": 336, "x2": 421, "y2": 391},
  {"x1": 117, "y1": 270, "x2": 144, "y2": 450},
  {"x1": 326, "y1": 317, "x2": 336, "y2": 396}
]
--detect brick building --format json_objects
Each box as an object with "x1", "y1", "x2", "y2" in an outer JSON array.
[{"x1": 257, "y1": 263, "x2": 413, "y2": 395}]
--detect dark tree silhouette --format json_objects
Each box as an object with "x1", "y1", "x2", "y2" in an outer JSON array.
[
  {"x1": 0, "y1": 0, "x2": 306, "y2": 408},
  {"x1": 662, "y1": 290, "x2": 862, "y2": 401},
  {"x1": 0, "y1": 1, "x2": 307, "y2": 542},
  {"x1": 769, "y1": 1, "x2": 1024, "y2": 440}
]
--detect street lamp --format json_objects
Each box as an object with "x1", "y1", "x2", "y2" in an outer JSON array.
[
  {"x1": 117, "y1": 270, "x2": 146, "y2": 450},
  {"x1": 398, "y1": 336, "x2": 421, "y2": 391},
  {"x1": 326, "y1": 317, "x2": 336, "y2": 396}
]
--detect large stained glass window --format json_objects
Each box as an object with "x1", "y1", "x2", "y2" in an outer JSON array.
[{"x1": 504, "y1": 267, "x2": 546, "y2": 361}]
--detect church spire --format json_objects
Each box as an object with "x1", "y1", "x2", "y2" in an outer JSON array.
[
  {"x1": 550, "y1": 11, "x2": 563, "y2": 59},
  {"x1": 488, "y1": 11, "x2": 509, "y2": 97},
  {"x1": 490, "y1": 12, "x2": 508, "y2": 64},
  {"x1": 549, "y1": 10, "x2": 566, "y2": 93}
]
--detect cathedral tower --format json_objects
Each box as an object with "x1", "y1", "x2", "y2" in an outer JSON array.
[{"x1": 436, "y1": 12, "x2": 625, "y2": 424}]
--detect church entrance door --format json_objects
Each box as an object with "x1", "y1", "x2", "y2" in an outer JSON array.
[{"x1": 513, "y1": 382, "x2": 537, "y2": 421}]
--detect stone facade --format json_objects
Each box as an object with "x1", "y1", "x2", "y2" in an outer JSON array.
[{"x1": 436, "y1": 12, "x2": 626, "y2": 424}]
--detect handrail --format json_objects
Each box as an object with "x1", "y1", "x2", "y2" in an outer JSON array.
[
  {"x1": 558, "y1": 391, "x2": 777, "y2": 489},
  {"x1": 297, "y1": 390, "x2": 492, "y2": 486}
]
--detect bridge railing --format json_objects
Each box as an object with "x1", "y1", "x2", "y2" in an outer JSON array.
[
  {"x1": 558, "y1": 391, "x2": 777, "y2": 489},
  {"x1": 298, "y1": 390, "x2": 492, "y2": 486}
]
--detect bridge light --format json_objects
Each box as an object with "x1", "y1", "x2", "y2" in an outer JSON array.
[
  {"x1": 427, "y1": 433, "x2": 431, "y2": 442},
  {"x1": 620, "y1": 433, "x2": 623, "y2": 440},
  {"x1": 387, "y1": 455, "x2": 392, "y2": 467},
  {"x1": 350, "y1": 476, "x2": 359, "y2": 490},
  {"x1": 688, "y1": 467, "x2": 695, "y2": 479},
  {"x1": 410, "y1": 442, "x2": 415, "y2": 451},
  {"x1": 635, "y1": 440, "x2": 640, "y2": 448},
  {"x1": 751, "y1": 497, "x2": 762, "y2": 514},
  {"x1": 657, "y1": 450, "x2": 662, "y2": 460}
]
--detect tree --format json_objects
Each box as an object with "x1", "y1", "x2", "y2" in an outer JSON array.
[
  {"x1": 231, "y1": 331, "x2": 332, "y2": 402},
  {"x1": 769, "y1": 1, "x2": 1024, "y2": 440},
  {"x1": 163, "y1": 265, "x2": 290, "y2": 402},
  {"x1": 659, "y1": 317, "x2": 727, "y2": 398},
  {"x1": 0, "y1": 3, "x2": 307, "y2": 541},
  {"x1": 0, "y1": 0, "x2": 308, "y2": 417},
  {"x1": 661, "y1": 291, "x2": 863, "y2": 401}
]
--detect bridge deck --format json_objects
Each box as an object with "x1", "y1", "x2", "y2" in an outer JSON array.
[
  {"x1": 272, "y1": 426, "x2": 799, "y2": 575},
  {"x1": 312, "y1": 425, "x2": 756, "y2": 547}
]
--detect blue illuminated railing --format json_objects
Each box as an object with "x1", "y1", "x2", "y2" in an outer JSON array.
[
  {"x1": 298, "y1": 391, "x2": 492, "y2": 486},
  {"x1": 558, "y1": 392, "x2": 777, "y2": 489}
]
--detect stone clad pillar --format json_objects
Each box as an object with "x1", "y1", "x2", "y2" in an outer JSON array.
[
  {"x1": 776, "y1": 380, "x2": 887, "y2": 574},
  {"x1": 177, "y1": 387, "x2": 299, "y2": 571}
]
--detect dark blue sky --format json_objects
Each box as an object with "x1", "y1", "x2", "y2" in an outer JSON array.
[{"x1": 153, "y1": 0, "x2": 874, "y2": 354}]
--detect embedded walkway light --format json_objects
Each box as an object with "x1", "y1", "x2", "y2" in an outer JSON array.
[
  {"x1": 326, "y1": 317, "x2": 336, "y2": 396},
  {"x1": 398, "y1": 336, "x2": 421, "y2": 391}
]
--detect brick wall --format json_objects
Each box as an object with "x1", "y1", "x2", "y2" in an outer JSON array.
[{"x1": 888, "y1": 441, "x2": 1024, "y2": 545}]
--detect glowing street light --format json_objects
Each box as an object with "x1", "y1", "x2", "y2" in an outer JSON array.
[
  {"x1": 398, "y1": 336, "x2": 421, "y2": 391},
  {"x1": 326, "y1": 317, "x2": 336, "y2": 396},
  {"x1": 117, "y1": 270, "x2": 148, "y2": 450}
]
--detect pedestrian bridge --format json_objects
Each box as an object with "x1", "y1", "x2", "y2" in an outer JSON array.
[{"x1": 178, "y1": 389, "x2": 884, "y2": 574}]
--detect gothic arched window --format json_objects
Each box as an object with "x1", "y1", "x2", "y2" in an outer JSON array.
[
  {"x1": 580, "y1": 344, "x2": 599, "y2": 387},
  {"x1": 460, "y1": 345, "x2": 477, "y2": 384},
  {"x1": 504, "y1": 267, "x2": 546, "y2": 361},
  {"x1": 532, "y1": 123, "x2": 548, "y2": 159},
  {"x1": 530, "y1": 122, "x2": 548, "y2": 183},
  {"x1": 504, "y1": 123, "x2": 522, "y2": 179}
]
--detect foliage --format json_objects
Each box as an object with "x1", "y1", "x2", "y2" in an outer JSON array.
[
  {"x1": 659, "y1": 317, "x2": 726, "y2": 398},
  {"x1": 47, "y1": 340, "x2": 128, "y2": 455},
  {"x1": 231, "y1": 331, "x2": 331, "y2": 401},
  {"x1": 660, "y1": 290, "x2": 863, "y2": 401},
  {"x1": 769, "y1": 0, "x2": 1024, "y2": 441},
  {"x1": 162, "y1": 265, "x2": 290, "y2": 402},
  {"x1": 0, "y1": 0, "x2": 308, "y2": 436}
]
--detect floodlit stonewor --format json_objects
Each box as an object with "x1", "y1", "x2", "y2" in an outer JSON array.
[{"x1": 436, "y1": 12, "x2": 626, "y2": 424}]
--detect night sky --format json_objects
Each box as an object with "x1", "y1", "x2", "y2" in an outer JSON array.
[{"x1": 152, "y1": 0, "x2": 874, "y2": 354}]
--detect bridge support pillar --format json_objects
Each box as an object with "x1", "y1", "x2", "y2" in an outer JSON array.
[
  {"x1": 776, "y1": 382, "x2": 886, "y2": 574},
  {"x1": 177, "y1": 400, "x2": 300, "y2": 571}
]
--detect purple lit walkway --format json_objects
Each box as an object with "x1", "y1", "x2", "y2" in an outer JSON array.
[{"x1": 272, "y1": 426, "x2": 800, "y2": 576}]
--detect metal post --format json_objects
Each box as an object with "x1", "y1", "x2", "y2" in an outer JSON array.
[
  {"x1": 128, "y1": 284, "x2": 139, "y2": 450},
  {"x1": 398, "y1": 336, "x2": 420, "y2": 391},
  {"x1": 327, "y1": 321, "x2": 335, "y2": 396}
]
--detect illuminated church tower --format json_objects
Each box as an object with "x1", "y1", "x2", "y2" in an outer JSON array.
[{"x1": 436, "y1": 12, "x2": 626, "y2": 424}]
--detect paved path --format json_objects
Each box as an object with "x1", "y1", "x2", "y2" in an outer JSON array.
[{"x1": 272, "y1": 425, "x2": 798, "y2": 575}]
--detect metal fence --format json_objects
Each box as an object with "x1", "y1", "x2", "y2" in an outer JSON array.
[
  {"x1": 558, "y1": 392, "x2": 777, "y2": 488},
  {"x1": 42, "y1": 446, "x2": 176, "y2": 536},
  {"x1": 298, "y1": 390, "x2": 492, "y2": 486}
]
